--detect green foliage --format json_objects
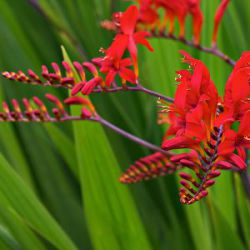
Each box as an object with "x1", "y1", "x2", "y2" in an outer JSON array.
[{"x1": 0, "y1": 0, "x2": 249, "y2": 249}]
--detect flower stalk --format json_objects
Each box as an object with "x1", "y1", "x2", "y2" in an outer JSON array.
[{"x1": 148, "y1": 31, "x2": 236, "y2": 67}]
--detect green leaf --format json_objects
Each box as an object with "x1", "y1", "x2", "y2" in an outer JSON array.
[
  {"x1": 63, "y1": 48, "x2": 152, "y2": 250},
  {"x1": 235, "y1": 173, "x2": 250, "y2": 249},
  {"x1": 0, "y1": 193, "x2": 46, "y2": 250},
  {"x1": 0, "y1": 154, "x2": 77, "y2": 250},
  {"x1": 44, "y1": 123, "x2": 78, "y2": 178},
  {"x1": 209, "y1": 199, "x2": 245, "y2": 250}
]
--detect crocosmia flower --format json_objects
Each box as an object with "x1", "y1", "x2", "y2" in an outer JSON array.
[
  {"x1": 160, "y1": 51, "x2": 250, "y2": 204},
  {"x1": 107, "y1": 5, "x2": 154, "y2": 77}
]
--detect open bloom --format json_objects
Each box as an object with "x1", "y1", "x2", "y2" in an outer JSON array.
[
  {"x1": 162, "y1": 50, "x2": 250, "y2": 163},
  {"x1": 107, "y1": 5, "x2": 154, "y2": 77},
  {"x1": 160, "y1": 51, "x2": 250, "y2": 204},
  {"x1": 93, "y1": 54, "x2": 136, "y2": 86},
  {"x1": 223, "y1": 51, "x2": 250, "y2": 121},
  {"x1": 218, "y1": 111, "x2": 250, "y2": 162},
  {"x1": 162, "y1": 51, "x2": 218, "y2": 151}
]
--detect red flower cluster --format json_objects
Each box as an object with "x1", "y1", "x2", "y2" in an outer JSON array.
[
  {"x1": 134, "y1": 0, "x2": 203, "y2": 44},
  {"x1": 0, "y1": 0, "x2": 247, "y2": 206},
  {"x1": 160, "y1": 51, "x2": 250, "y2": 204},
  {"x1": 134, "y1": 0, "x2": 230, "y2": 45},
  {"x1": 3, "y1": 5, "x2": 154, "y2": 96},
  {"x1": 77, "y1": 5, "x2": 153, "y2": 91}
]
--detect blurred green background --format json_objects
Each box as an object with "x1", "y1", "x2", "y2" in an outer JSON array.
[{"x1": 0, "y1": 0, "x2": 249, "y2": 249}]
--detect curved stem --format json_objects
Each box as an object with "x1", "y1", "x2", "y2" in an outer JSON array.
[
  {"x1": 149, "y1": 31, "x2": 236, "y2": 67},
  {"x1": 137, "y1": 85, "x2": 174, "y2": 102},
  {"x1": 97, "y1": 116, "x2": 170, "y2": 155},
  {"x1": 93, "y1": 84, "x2": 174, "y2": 103}
]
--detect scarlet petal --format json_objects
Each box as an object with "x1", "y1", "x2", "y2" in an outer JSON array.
[
  {"x1": 218, "y1": 130, "x2": 237, "y2": 156},
  {"x1": 119, "y1": 68, "x2": 136, "y2": 84},
  {"x1": 232, "y1": 72, "x2": 250, "y2": 103},
  {"x1": 237, "y1": 147, "x2": 246, "y2": 161},
  {"x1": 120, "y1": 58, "x2": 132, "y2": 67},
  {"x1": 133, "y1": 31, "x2": 154, "y2": 52},
  {"x1": 174, "y1": 82, "x2": 187, "y2": 111},
  {"x1": 239, "y1": 110, "x2": 250, "y2": 135},
  {"x1": 214, "y1": 111, "x2": 234, "y2": 127},
  {"x1": 191, "y1": 62, "x2": 203, "y2": 94},
  {"x1": 185, "y1": 104, "x2": 206, "y2": 141},
  {"x1": 228, "y1": 153, "x2": 246, "y2": 170},
  {"x1": 107, "y1": 34, "x2": 129, "y2": 59},
  {"x1": 120, "y1": 5, "x2": 139, "y2": 35},
  {"x1": 162, "y1": 136, "x2": 198, "y2": 150},
  {"x1": 128, "y1": 36, "x2": 138, "y2": 68},
  {"x1": 105, "y1": 70, "x2": 117, "y2": 87}
]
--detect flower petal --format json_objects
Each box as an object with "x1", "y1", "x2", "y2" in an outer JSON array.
[
  {"x1": 133, "y1": 31, "x2": 154, "y2": 51},
  {"x1": 107, "y1": 34, "x2": 129, "y2": 59},
  {"x1": 120, "y1": 5, "x2": 139, "y2": 35},
  {"x1": 119, "y1": 67, "x2": 136, "y2": 84},
  {"x1": 105, "y1": 70, "x2": 117, "y2": 87}
]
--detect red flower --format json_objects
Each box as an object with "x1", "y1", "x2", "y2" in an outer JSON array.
[
  {"x1": 93, "y1": 55, "x2": 136, "y2": 86},
  {"x1": 223, "y1": 51, "x2": 250, "y2": 121},
  {"x1": 161, "y1": 51, "x2": 250, "y2": 174},
  {"x1": 218, "y1": 111, "x2": 250, "y2": 162},
  {"x1": 161, "y1": 51, "x2": 218, "y2": 151},
  {"x1": 107, "y1": 5, "x2": 154, "y2": 77}
]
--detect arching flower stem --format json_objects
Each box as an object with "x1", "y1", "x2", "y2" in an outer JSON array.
[
  {"x1": 149, "y1": 31, "x2": 236, "y2": 67},
  {"x1": 92, "y1": 84, "x2": 174, "y2": 103},
  {"x1": 96, "y1": 116, "x2": 170, "y2": 155}
]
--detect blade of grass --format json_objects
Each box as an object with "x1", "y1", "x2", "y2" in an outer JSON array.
[
  {"x1": 234, "y1": 173, "x2": 250, "y2": 249},
  {"x1": 63, "y1": 48, "x2": 152, "y2": 250},
  {"x1": 44, "y1": 123, "x2": 78, "y2": 178},
  {"x1": 0, "y1": 154, "x2": 77, "y2": 250},
  {"x1": 0, "y1": 224, "x2": 20, "y2": 250},
  {"x1": 0, "y1": 193, "x2": 46, "y2": 250}
]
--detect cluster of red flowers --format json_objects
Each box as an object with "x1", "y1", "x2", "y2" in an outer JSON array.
[
  {"x1": 71, "y1": 5, "x2": 154, "y2": 94},
  {"x1": 3, "y1": 1, "x2": 230, "y2": 96},
  {"x1": 134, "y1": 0, "x2": 229, "y2": 45},
  {"x1": 160, "y1": 51, "x2": 250, "y2": 204},
  {"x1": 2, "y1": 5, "x2": 153, "y2": 95},
  {"x1": 1, "y1": 0, "x2": 249, "y2": 205},
  {"x1": 135, "y1": 0, "x2": 203, "y2": 44}
]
